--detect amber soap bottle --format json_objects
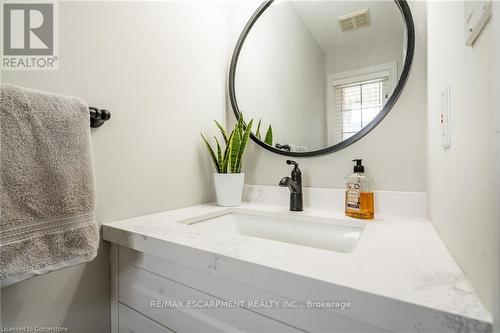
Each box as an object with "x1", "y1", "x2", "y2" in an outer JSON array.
[{"x1": 345, "y1": 159, "x2": 374, "y2": 220}]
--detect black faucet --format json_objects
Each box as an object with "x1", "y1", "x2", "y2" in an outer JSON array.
[{"x1": 279, "y1": 160, "x2": 303, "y2": 211}]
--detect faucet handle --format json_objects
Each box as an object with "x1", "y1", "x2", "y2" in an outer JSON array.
[{"x1": 286, "y1": 160, "x2": 301, "y2": 178}]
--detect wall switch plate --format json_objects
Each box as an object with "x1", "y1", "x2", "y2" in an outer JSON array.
[
  {"x1": 464, "y1": 1, "x2": 492, "y2": 46},
  {"x1": 440, "y1": 85, "x2": 451, "y2": 149}
]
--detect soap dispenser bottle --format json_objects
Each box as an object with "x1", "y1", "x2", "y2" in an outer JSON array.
[{"x1": 345, "y1": 159, "x2": 374, "y2": 219}]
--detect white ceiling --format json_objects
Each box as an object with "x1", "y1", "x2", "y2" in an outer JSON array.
[{"x1": 289, "y1": 1, "x2": 405, "y2": 52}]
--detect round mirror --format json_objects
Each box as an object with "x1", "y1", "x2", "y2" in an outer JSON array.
[{"x1": 229, "y1": 0, "x2": 415, "y2": 156}]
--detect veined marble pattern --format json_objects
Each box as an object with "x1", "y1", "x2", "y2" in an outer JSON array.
[{"x1": 103, "y1": 187, "x2": 491, "y2": 332}]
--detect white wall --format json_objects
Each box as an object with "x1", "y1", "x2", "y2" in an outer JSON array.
[
  {"x1": 230, "y1": 1, "x2": 427, "y2": 191},
  {"x1": 0, "y1": 2, "x2": 228, "y2": 332},
  {"x1": 427, "y1": 1, "x2": 498, "y2": 319},
  {"x1": 235, "y1": 1, "x2": 326, "y2": 150},
  {"x1": 495, "y1": 2, "x2": 500, "y2": 330},
  {"x1": 324, "y1": 38, "x2": 403, "y2": 79}
]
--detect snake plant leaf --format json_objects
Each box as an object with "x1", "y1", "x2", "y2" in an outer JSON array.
[
  {"x1": 200, "y1": 134, "x2": 220, "y2": 172},
  {"x1": 214, "y1": 120, "x2": 229, "y2": 144},
  {"x1": 227, "y1": 130, "x2": 237, "y2": 173},
  {"x1": 264, "y1": 125, "x2": 273, "y2": 146},
  {"x1": 221, "y1": 130, "x2": 234, "y2": 173},
  {"x1": 233, "y1": 120, "x2": 241, "y2": 145},
  {"x1": 236, "y1": 115, "x2": 244, "y2": 142},
  {"x1": 229, "y1": 127, "x2": 242, "y2": 173},
  {"x1": 235, "y1": 119, "x2": 253, "y2": 173},
  {"x1": 214, "y1": 136, "x2": 222, "y2": 167},
  {"x1": 255, "y1": 119, "x2": 262, "y2": 140}
]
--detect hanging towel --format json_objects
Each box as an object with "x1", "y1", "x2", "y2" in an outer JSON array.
[
  {"x1": 276, "y1": 143, "x2": 308, "y2": 153},
  {"x1": 0, "y1": 83, "x2": 99, "y2": 286},
  {"x1": 288, "y1": 144, "x2": 308, "y2": 153}
]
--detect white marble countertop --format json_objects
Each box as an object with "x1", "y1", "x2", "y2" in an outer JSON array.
[{"x1": 102, "y1": 199, "x2": 492, "y2": 332}]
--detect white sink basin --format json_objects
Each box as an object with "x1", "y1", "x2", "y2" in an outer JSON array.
[{"x1": 180, "y1": 210, "x2": 366, "y2": 253}]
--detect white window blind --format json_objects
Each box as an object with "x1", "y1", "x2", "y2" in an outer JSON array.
[{"x1": 334, "y1": 77, "x2": 389, "y2": 142}]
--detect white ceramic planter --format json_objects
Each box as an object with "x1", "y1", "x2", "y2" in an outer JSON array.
[{"x1": 213, "y1": 173, "x2": 244, "y2": 207}]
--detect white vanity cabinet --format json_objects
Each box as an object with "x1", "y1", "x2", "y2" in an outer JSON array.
[
  {"x1": 104, "y1": 202, "x2": 492, "y2": 333},
  {"x1": 111, "y1": 245, "x2": 387, "y2": 333},
  {"x1": 118, "y1": 303, "x2": 174, "y2": 333}
]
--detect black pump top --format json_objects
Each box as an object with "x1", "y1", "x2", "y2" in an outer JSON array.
[{"x1": 352, "y1": 159, "x2": 365, "y2": 173}]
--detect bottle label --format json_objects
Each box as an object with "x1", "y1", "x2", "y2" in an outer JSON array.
[{"x1": 346, "y1": 182, "x2": 361, "y2": 211}]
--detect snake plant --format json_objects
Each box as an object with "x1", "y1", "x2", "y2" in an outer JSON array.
[
  {"x1": 201, "y1": 115, "x2": 253, "y2": 174},
  {"x1": 255, "y1": 119, "x2": 273, "y2": 146}
]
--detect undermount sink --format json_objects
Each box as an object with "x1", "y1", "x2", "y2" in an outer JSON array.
[{"x1": 180, "y1": 209, "x2": 366, "y2": 253}]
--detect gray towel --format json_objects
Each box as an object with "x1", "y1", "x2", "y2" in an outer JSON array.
[{"x1": 0, "y1": 83, "x2": 99, "y2": 286}]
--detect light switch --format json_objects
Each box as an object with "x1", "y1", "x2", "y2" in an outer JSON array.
[
  {"x1": 464, "y1": 1, "x2": 492, "y2": 46},
  {"x1": 440, "y1": 85, "x2": 451, "y2": 149}
]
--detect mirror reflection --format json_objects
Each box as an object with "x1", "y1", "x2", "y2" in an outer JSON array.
[{"x1": 235, "y1": 1, "x2": 407, "y2": 152}]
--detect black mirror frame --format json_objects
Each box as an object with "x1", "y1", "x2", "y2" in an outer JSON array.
[{"x1": 228, "y1": 0, "x2": 415, "y2": 157}]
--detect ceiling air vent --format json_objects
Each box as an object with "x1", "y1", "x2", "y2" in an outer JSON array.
[{"x1": 338, "y1": 9, "x2": 370, "y2": 32}]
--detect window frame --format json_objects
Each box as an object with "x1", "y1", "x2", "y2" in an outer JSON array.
[{"x1": 326, "y1": 62, "x2": 397, "y2": 146}]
